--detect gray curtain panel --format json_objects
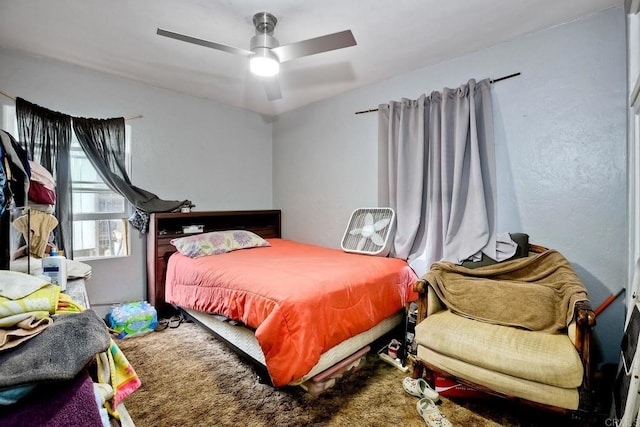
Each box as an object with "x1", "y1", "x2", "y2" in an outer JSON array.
[
  {"x1": 378, "y1": 79, "x2": 496, "y2": 276},
  {"x1": 16, "y1": 97, "x2": 73, "y2": 258}
]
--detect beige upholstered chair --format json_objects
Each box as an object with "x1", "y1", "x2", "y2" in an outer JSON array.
[{"x1": 410, "y1": 243, "x2": 596, "y2": 415}]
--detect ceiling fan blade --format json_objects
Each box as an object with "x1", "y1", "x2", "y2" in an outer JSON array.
[
  {"x1": 157, "y1": 28, "x2": 254, "y2": 57},
  {"x1": 271, "y1": 30, "x2": 356, "y2": 63},
  {"x1": 262, "y1": 77, "x2": 282, "y2": 101}
]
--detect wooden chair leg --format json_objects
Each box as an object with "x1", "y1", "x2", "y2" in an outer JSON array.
[{"x1": 411, "y1": 356, "x2": 424, "y2": 379}]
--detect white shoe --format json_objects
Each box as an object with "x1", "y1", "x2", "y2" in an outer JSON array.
[
  {"x1": 416, "y1": 398, "x2": 452, "y2": 427},
  {"x1": 402, "y1": 377, "x2": 439, "y2": 401}
]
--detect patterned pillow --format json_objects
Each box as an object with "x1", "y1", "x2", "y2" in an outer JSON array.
[{"x1": 170, "y1": 230, "x2": 270, "y2": 258}]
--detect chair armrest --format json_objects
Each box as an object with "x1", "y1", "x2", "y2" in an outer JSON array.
[
  {"x1": 414, "y1": 279, "x2": 428, "y2": 323},
  {"x1": 414, "y1": 279, "x2": 446, "y2": 323},
  {"x1": 572, "y1": 300, "x2": 596, "y2": 390},
  {"x1": 574, "y1": 300, "x2": 596, "y2": 327}
]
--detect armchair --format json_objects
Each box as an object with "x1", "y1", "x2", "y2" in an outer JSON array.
[{"x1": 410, "y1": 242, "x2": 596, "y2": 415}]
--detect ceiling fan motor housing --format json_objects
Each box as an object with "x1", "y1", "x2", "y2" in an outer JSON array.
[
  {"x1": 253, "y1": 12, "x2": 277, "y2": 34},
  {"x1": 251, "y1": 12, "x2": 279, "y2": 51}
]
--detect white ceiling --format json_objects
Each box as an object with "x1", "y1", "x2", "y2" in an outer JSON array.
[{"x1": 0, "y1": 0, "x2": 620, "y2": 117}]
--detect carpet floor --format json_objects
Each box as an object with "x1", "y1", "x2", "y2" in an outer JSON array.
[{"x1": 116, "y1": 321, "x2": 591, "y2": 427}]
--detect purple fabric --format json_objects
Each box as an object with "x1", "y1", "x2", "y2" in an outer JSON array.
[{"x1": 0, "y1": 370, "x2": 103, "y2": 427}]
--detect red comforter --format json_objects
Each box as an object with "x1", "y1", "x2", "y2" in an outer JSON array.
[{"x1": 165, "y1": 238, "x2": 418, "y2": 386}]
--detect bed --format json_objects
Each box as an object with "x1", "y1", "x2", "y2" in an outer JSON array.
[{"x1": 147, "y1": 210, "x2": 418, "y2": 389}]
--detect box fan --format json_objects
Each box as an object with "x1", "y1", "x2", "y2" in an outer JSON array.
[{"x1": 341, "y1": 208, "x2": 396, "y2": 256}]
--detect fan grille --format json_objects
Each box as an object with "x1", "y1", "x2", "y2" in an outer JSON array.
[{"x1": 341, "y1": 208, "x2": 395, "y2": 256}]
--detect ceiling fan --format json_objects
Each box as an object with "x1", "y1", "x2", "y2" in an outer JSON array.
[{"x1": 157, "y1": 12, "x2": 357, "y2": 101}]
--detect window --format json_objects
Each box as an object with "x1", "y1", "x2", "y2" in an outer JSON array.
[
  {"x1": 2, "y1": 105, "x2": 131, "y2": 260},
  {"x1": 70, "y1": 134, "x2": 131, "y2": 259}
]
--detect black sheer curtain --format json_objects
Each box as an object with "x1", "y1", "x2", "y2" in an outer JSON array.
[
  {"x1": 72, "y1": 117, "x2": 191, "y2": 231},
  {"x1": 16, "y1": 97, "x2": 73, "y2": 258},
  {"x1": 71, "y1": 117, "x2": 132, "y2": 197}
]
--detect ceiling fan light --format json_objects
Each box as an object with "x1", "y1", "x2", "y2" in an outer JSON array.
[{"x1": 250, "y1": 49, "x2": 280, "y2": 77}]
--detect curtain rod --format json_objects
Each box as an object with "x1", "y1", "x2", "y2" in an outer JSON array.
[
  {"x1": 354, "y1": 72, "x2": 521, "y2": 115},
  {"x1": 0, "y1": 90, "x2": 143, "y2": 121}
]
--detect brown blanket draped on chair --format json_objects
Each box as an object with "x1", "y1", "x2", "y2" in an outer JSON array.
[{"x1": 423, "y1": 249, "x2": 588, "y2": 333}]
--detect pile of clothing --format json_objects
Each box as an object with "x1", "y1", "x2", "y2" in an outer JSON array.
[
  {"x1": 0, "y1": 271, "x2": 141, "y2": 427},
  {"x1": 8, "y1": 154, "x2": 92, "y2": 281},
  {"x1": 11, "y1": 160, "x2": 59, "y2": 259},
  {"x1": 0, "y1": 128, "x2": 62, "y2": 266},
  {"x1": 10, "y1": 159, "x2": 62, "y2": 265},
  {"x1": 0, "y1": 129, "x2": 29, "y2": 219}
]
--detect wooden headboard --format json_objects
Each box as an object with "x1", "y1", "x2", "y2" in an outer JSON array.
[{"x1": 146, "y1": 209, "x2": 282, "y2": 316}]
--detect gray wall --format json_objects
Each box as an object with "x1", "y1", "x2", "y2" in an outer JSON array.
[
  {"x1": 273, "y1": 8, "x2": 626, "y2": 365},
  {"x1": 0, "y1": 8, "x2": 627, "y2": 366},
  {"x1": 0, "y1": 48, "x2": 273, "y2": 316}
]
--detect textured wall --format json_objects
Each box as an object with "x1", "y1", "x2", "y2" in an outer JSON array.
[
  {"x1": 0, "y1": 49, "x2": 273, "y2": 316},
  {"x1": 274, "y1": 8, "x2": 626, "y2": 365}
]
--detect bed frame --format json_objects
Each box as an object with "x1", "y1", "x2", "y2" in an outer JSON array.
[
  {"x1": 146, "y1": 209, "x2": 282, "y2": 316},
  {"x1": 146, "y1": 209, "x2": 403, "y2": 388}
]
